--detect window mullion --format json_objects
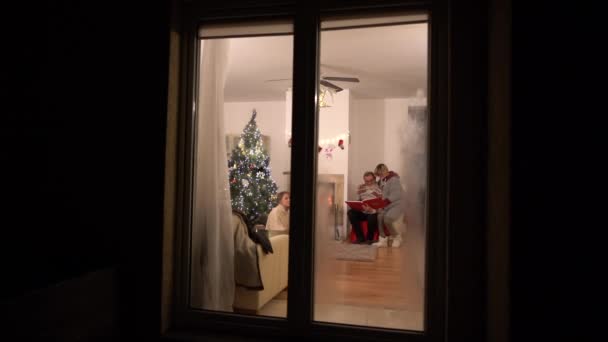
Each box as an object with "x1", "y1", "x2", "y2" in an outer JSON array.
[{"x1": 287, "y1": 4, "x2": 320, "y2": 336}]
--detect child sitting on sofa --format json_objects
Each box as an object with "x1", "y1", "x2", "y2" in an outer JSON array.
[{"x1": 266, "y1": 191, "x2": 290, "y2": 237}]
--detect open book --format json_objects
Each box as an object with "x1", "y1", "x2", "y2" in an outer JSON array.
[{"x1": 345, "y1": 197, "x2": 385, "y2": 211}]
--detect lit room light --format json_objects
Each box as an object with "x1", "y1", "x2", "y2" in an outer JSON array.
[{"x1": 318, "y1": 85, "x2": 333, "y2": 108}]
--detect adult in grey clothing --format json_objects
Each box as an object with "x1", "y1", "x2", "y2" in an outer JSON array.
[{"x1": 373, "y1": 163, "x2": 405, "y2": 248}]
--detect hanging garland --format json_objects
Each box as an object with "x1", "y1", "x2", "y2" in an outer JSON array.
[{"x1": 287, "y1": 132, "x2": 350, "y2": 159}]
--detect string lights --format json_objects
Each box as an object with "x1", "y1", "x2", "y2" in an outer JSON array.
[{"x1": 228, "y1": 109, "x2": 278, "y2": 222}]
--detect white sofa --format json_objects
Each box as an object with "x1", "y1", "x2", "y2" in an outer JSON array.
[{"x1": 233, "y1": 234, "x2": 289, "y2": 313}]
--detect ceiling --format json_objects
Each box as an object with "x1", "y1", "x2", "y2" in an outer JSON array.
[{"x1": 223, "y1": 23, "x2": 428, "y2": 102}]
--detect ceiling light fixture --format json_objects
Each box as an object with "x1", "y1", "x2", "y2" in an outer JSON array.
[{"x1": 319, "y1": 85, "x2": 334, "y2": 108}]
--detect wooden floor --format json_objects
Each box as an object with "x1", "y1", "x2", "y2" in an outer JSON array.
[
  {"x1": 314, "y1": 245, "x2": 424, "y2": 312},
  {"x1": 258, "y1": 242, "x2": 425, "y2": 330}
]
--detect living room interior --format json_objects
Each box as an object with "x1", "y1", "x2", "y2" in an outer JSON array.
[{"x1": 190, "y1": 15, "x2": 428, "y2": 331}]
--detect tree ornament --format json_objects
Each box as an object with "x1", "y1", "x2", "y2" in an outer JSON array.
[{"x1": 338, "y1": 139, "x2": 344, "y2": 150}]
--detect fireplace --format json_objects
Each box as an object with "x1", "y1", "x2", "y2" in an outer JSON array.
[
  {"x1": 282, "y1": 172, "x2": 346, "y2": 240},
  {"x1": 317, "y1": 174, "x2": 345, "y2": 240}
]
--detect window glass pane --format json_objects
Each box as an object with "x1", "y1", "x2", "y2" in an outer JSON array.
[
  {"x1": 313, "y1": 13, "x2": 429, "y2": 331},
  {"x1": 190, "y1": 21, "x2": 293, "y2": 318}
]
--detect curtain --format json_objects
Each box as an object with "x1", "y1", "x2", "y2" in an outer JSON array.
[{"x1": 190, "y1": 39, "x2": 235, "y2": 311}]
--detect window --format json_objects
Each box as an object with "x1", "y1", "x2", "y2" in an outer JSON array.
[
  {"x1": 186, "y1": 19, "x2": 294, "y2": 318},
  {"x1": 165, "y1": 1, "x2": 480, "y2": 340},
  {"x1": 313, "y1": 13, "x2": 429, "y2": 331}
]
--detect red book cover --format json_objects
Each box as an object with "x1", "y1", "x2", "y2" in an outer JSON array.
[
  {"x1": 362, "y1": 197, "x2": 385, "y2": 209},
  {"x1": 345, "y1": 201, "x2": 365, "y2": 211},
  {"x1": 345, "y1": 197, "x2": 385, "y2": 211}
]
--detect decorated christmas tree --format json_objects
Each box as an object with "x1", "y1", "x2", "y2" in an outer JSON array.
[{"x1": 228, "y1": 109, "x2": 278, "y2": 222}]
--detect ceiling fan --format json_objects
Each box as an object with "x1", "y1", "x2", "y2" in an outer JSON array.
[
  {"x1": 264, "y1": 75, "x2": 360, "y2": 93},
  {"x1": 319, "y1": 76, "x2": 360, "y2": 92}
]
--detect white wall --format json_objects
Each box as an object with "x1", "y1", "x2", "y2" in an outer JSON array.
[
  {"x1": 285, "y1": 89, "x2": 292, "y2": 145},
  {"x1": 347, "y1": 92, "x2": 356, "y2": 200},
  {"x1": 318, "y1": 90, "x2": 351, "y2": 230},
  {"x1": 348, "y1": 98, "x2": 386, "y2": 200},
  {"x1": 284, "y1": 89, "x2": 292, "y2": 191},
  {"x1": 224, "y1": 101, "x2": 290, "y2": 193},
  {"x1": 384, "y1": 99, "x2": 409, "y2": 180},
  {"x1": 317, "y1": 90, "x2": 350, "y2": 177}
]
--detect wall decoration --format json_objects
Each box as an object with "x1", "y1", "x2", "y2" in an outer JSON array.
[
  {"x1": 323, "y1": 144, "x2": 337, "y2": 159},
  {"x1": 288, "y1": 132, "x2": 350, "y2": 158}
]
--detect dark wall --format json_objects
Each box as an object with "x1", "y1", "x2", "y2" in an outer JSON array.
[
  {"x1": 513, "y1": 2, "x2": 604, "y2": 340},
  {"x1": 2, "y1": 1, "x2": 170, "y2": 336},
  {"x1": 10, "y1": 0, "x2": 606, "y2": 340}
]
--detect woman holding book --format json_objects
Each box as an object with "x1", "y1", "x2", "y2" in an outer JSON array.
[{"x1": 347, "y1": 171, "x2": 382, "y2": 244}]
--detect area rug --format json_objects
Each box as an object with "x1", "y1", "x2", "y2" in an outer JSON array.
[{"x1": 333, "y1": 242, "x2": 378, "y2": 262}]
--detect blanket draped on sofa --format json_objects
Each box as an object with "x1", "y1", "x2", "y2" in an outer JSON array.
[{"x1": 232, "y1": 210, "x2": 272, "y2": 290}]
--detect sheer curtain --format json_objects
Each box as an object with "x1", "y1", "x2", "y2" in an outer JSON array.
[{"x1": 190, "y1": 39, "x2": 235, "y2": 311}]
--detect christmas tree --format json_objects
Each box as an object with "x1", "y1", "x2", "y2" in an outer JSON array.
[{"x1": 228, "y1": 109, "x2": 278, "y2": 222}]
